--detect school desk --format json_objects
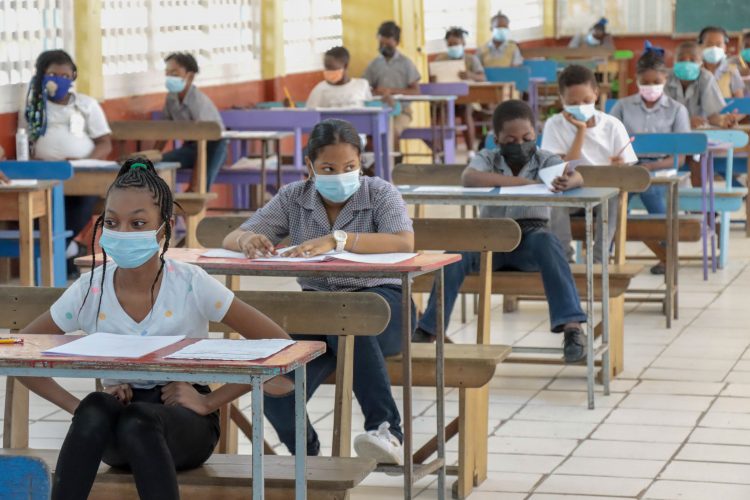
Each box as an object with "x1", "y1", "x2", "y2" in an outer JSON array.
[
  {"x1": 395, "y1": 94, "x2": 458, "y2": 163},
  {"x1": 63, "y1": 161, "x2": 179, "y2": 196},
  {"x1": 455, "y1": 82, "x2": 515, "y2": 106},
  {"x1": 398, "y1": 185, "x2": 619, "y2": 409},
  {"x1": 0, "y1": 334, "x2": 324, "y2": 500},
  {"x1": 77, "y1": 248, "x2": 461, "y2": 500},
  {"x1": 0, "y1": 181, "x2": 57, "y2": 287}
]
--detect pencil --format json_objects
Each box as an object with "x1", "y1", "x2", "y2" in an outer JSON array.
[{"x1": 0, "y1": 338, "x2": 23, "y2": 344}]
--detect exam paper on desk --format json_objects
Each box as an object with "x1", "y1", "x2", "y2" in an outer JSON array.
[
  {"x1": 201, "y1": 248, "x2": 417, "y2": 264},
  {"x1": 165, "y1": 338, "x2": 296, "y2": 361},
  {"x1": 43, "y1": 332, "x2": 185, "y2": 358}
]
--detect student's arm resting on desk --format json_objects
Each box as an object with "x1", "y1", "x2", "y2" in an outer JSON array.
[
  {"x1": 462, "y1": 167, "x2": 536, "y2": 187},
  {"x1": 223, "y1": 187, "x2": 291, "y2": 257}
]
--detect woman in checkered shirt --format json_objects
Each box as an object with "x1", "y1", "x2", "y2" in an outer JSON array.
[{"x1": 224, "y1": 119, "x2": 413, "y2": 465}]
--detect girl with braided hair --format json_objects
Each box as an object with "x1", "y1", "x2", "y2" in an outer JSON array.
[{"x1": 17, "y1": 158, "x2": 291, "y2": 500}]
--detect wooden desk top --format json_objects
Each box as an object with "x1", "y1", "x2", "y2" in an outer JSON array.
[
  {"x1": 222, "y1": 131, "x2": 293, "y2": 141},
  {"x1": 0, "y1": 180, "x2": 58, "y2": 192},
  {"x1": 0, "y1": 334, "x2": 326, "y2": 378},
  {"x1": 398, "y1": 186, "x2": 619, "y2": 207},
  {"x1": 71, "y1": 161, "x2": 180, "y2": 173}
]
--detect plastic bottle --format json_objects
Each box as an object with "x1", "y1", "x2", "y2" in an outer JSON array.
[{"x1": 15, "y1": 128, "x2": 29, "y2": 161}]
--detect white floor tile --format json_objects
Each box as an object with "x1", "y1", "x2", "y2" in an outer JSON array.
[
  {"x1": 573, "y1": 439, "x2": 680, "y2": 460},
  {"x1": 486, "y1": 454, "x2": 565, "y2": 474},
  {"x1": 677, "y1": 443, "x2": 750, "y2": 464},
  {"x1": 514, "y1": 404, "x2": 611, "y2": 423},
  {"x1": 486, "y1": 436, "x2": 579, "y2": 456},
  {"x1": 556, "y1": 456, "x2": 665, "y2": 478},
  {"x1": 660, "y1": 460, "x2": 750, "y2": 484},
  {"x1": 535, "y1": 474, "x2": 651, "y2": 496},
  {"x1": 630, "y1": 380, "x2": 725, "y2": 396},
  {"x1": 618, "y1": 393, "x2": 713, "y2": 412},
  {"x1": 710, "y1": 397, "x2": 750, "y2": 413},
  {"x1": 644, "y1": 480, "x2": 750, "y2": 500},
  {"x1": 591, "y1": 423, "x2": 692, "y2": 443},
  {"x1": 496, "y1": 420, "x2": 597, "y2": 439},
  {"x1": 689, "y1": 427, "x2": 750, "y2": 446},
  {"x1": 700, "y1": 411, "x2": 750, "y2": 430},
  {"x1": 604, "y1": 408, "x2": 702, "y2": 427},
  {"x1": 472, "y1": 473, "x2": 543, "y2": 492}
]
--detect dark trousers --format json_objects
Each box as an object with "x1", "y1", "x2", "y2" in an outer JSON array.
[
  {"x1": 64, "y1": 195, "x2": 99, "y2": 242},
  {"x1": 264, "y1": 285, "x2": 410, "y2": 455},
  {"x1": 162, "y1": 139, "x2": 229, "y2": 190},
  {"x1": 52, "y1": 387, "x2": 219, "y2": 500},
  {"x1": 418, "y1": 227, "x2": 587, "y2": 334}
]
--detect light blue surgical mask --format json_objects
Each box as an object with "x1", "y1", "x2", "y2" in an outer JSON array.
[
  {"x1": 165, "y1": 76, "x2": 186, "y2": 93},
  {"x1": 673, "y1": 61, "x2": 701, "y2": 82},
  {"x1": 702, "y1": 46, "x2": 725, "y2": 64},
  {"x1": 585, "y1": 32, "x2": 600, "y2": 46},
  {"x1": 100, "y1": 224, "x2": 164, "y2": 269},
  {"x1": 564, "y1": 103, "x2": 597, "y2": 122},
  {"x1": 312, "y1": 167, "x2": 361, "y2": 203},
  {"x1": 742, "y1": 48, "x2": 750, "y2": 63},
  {"x1": 492, "y1": 27, "x2": 510, "y2": 43},
  {"x1": 446, "y1": 45, "x2": 464, "y2": 59}
]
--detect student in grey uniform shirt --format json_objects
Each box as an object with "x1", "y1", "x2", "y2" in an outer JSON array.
[
  {"x1": 727, "y1": 31, "x2": 750, "y2": 95},
  {"x1": 699, "y1": 26, "x2": 745, "y2": 99},
  {"x1": 413, "y1": 101, "x2": 589, "y2": 364},
  {"x1": 159, "y1": 52, "x2": 228, "y2": 192}
]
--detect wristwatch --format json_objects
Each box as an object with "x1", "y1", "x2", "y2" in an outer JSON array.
[{"x1": 333, "y1": 230, "x2": 348, "y2": 252}]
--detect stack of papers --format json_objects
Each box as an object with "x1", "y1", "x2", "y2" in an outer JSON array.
[
  {"x1": 43, "y1": 332, "x2": 185, "y2": 358},
  {"x1": 70, "y1": 159, "x2": 120, "y2": 168},
  {"x1": 165, "y1": 338, "x2": 296, "y2": 361},
  {"x1": 201, "y1": 248, "x2": 418, "y2": 264},
  {"x1": 411, "y1": 186, "x2": 494, "y2": 193},
  {"x1": 0, "y1": 179, "x2": 39, "y2": 187},
  {"x1": 500, "y1": 184, "x2": 557, "y2": 195}
]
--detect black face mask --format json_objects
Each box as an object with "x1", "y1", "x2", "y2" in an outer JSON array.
[
  {"x1": 380, "y1": 45, "x2": 396, "y2": 58},
  {"x1": 500, "y1": 140, "x2": 537, "y2": 169}
]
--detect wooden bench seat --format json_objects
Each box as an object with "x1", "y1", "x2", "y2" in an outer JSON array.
[
  {"x1": 572, "y1": 214, "x2": 702, "y2": 242},
  {"x1": 0, "y1": 449, "x2": 375, "y2": 500}
]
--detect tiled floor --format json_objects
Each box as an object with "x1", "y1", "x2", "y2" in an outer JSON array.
[{"x1": 3, "y1": 207, "x2": 750, "y2": 499}]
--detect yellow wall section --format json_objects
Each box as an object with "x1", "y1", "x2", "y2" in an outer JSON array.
[
  {"x1": 73, "y1": 0, "x2": 103, "y2": 100},
  {"x1": 261, "y1": 0, "x2": 285, "y2": 79},
  {"x1": 476, "y1": 0, "x2": 491, "y2": 47},
  {"x1": 543, "y1": 0, "x2": 556, "y2": 38}
]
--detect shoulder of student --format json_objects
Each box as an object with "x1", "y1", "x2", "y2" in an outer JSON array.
[
  {"x1": 364, "y1": 175, "x2": 403, "y2": 199},
  {"x1": 536, "y1": 149, "x2": 563, "y2": 167},
  {"x1": 467, "y1": 148, "x2": 499, "y2": 171}
]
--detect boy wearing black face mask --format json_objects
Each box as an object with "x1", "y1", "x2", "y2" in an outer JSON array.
[
  {"x1": 363, "y1": 21, "x2": 421, "y2": 140},
  {"x1": 413, "y1": 100, "x2": 589, "y2": 364}
]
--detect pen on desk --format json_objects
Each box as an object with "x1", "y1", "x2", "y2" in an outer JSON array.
[
  {"x1": 614, "y1": 136, "x2": 636, "y2": 159},
  {"x1": 0, "y1": 337, "x2": 24, "y2": 345}
]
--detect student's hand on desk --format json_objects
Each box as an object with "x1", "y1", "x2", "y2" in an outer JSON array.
[
  {"x1": 161, "y1": 382, "x2": 211, "y2": 416},
  {"x1": 285, "y1": 235, "x2": 336, "y2": 258},
  {"x1": 458, "y1": 70, "x2": 469, "y2": 80},
  {"x1": 238, "y1": 233, "x2": 276, "y2": 258},
  {"x1": 690, "y1": 116, "x2": 708, "y2": 129},
  {"x1": 551, "y1": 171, "x2": 583, "y2": 192},
  {"x1": 563, "y1": 111, "x2": 588, "y2": 131},
  {"x1": 103, "y1": 384, "x2": 133, "y2": 405},
  {"x1": 721, "y1": 113, "x2": 739, "y2": 128}
]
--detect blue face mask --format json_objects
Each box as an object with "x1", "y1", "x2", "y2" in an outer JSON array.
[
  {"x1": 312, "y1": 167, "x2": 361, "y2": 203},
  {"x1": 43, "y1": 75, "x2": 73, "y2": 101},
  {"x1": 165, "y1": 76, "x2": 187, "y2": 93},
  {"x1": 99, "y1": 224, "x2": 164, "y2": 269},
  {"x1": 492, "y1": 27, "x2": 510, "y2": 43},
  {"x1": 446, "y1": 45, "x2": 464, "y2": 59},
  {"x1": 674, "y1": 61, "x2": 701, "y2": 82},
  {"x1": 702, "y1": 46, "x2": 725, "y2": 64},
  {"x1": 585, "y1": 32, "x2": 601, "y2": 46},
  {"x1": 742, "y1": 48, "x2": 750, "y2": 63},
  {"x1": 564, "y1": 103, "x2": 597, "y2": 122}
]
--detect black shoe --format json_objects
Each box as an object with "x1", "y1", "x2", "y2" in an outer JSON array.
[
  {"x1": 563, "y1": 328, "x2": 587, "y2": 363},
  {"x1": 411, "y1": 327, "x2": 454, "y2": 344},
  {"x1": 650, "y1": 263, "x2": 666, "y2": 275}
]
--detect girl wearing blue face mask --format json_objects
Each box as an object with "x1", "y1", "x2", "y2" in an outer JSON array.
[
  {"x1": 20, "y1": 49, "x2": 114, "y2": 270},
  {"x1": 698, "y1": 26, "x2": 745, "y2": 99},
  {"x1": 18, "y1": 158, "x2": 291, "y2": 500},
  {"x1": 479, "y1": 11, "x2": 524, "y2": 68},
  {"x1": 224, "y1": 119, "x2": 414, "y2": 465}
]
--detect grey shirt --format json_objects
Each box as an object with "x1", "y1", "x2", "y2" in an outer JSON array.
[
  {"x1": 163, "y1": 85, "x2": 225, "y2": 130},
  {"x1": 363, "y1": 51, "x2": 421, "y2": 90},
  {"x1": 434, "y1": 52, "x2": 484, "y2": 74},
  {"x1": 466, "y1": 148, "x2": 563, "y2": 221},
  {"x1": 240, "y1": 176, "x2": 413, "y2": 292},
  {"x1": 710, "y1": 58, "x2": 745, "y2": 97},
  {"x1": 665, "y1": 68, "x2": 726, "y2": 118},
  {"x1": 610, "y1": 93, "x2": 691, "y2": 135}
]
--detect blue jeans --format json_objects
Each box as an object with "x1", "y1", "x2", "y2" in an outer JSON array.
[
  {"x1": 264, "y1": 285, "x2": 410, "y2": 455},
  {"x1": 630, "y1": 184, "x2": 667, "y2": 214},
  {"x1": 418, "y1": 228, "x2": 587, "y2": 335},
  {"x1": 162, "y1": 139, "x2": 228, "y2": 190}
]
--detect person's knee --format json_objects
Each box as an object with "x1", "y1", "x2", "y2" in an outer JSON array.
[
  {"x1": 116, "y1": 403, "x2": 161, "y2": 448},
  {"x1": 71, "y1": 392, "x2": 121, "y2": 440}
]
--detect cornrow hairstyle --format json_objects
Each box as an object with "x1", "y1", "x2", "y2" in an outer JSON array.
[
  {"x1": 637, "y1": 41, "x2": 667, "y2": 74},
  {"x1": 445, "y1": 27, "x2": 468, "y2": 40},
  {"x1": 79, "y1": 157, "x2": 177, "y2": 327},
  {"x1": 24, "y1": 50, "x2": 77, "y2": 142}
]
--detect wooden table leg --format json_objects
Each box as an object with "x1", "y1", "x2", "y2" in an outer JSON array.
[
  {"x1": 18, "y1": 192, "x2": 34, "y2": 286},
  {"x1": 39, "y1": 188, "x2": 54, "y2": 287},
  {"x1": 332, "y1": 335, "x2": 354, "y2": 457},
  {"x1": 608, "y1": 295, "x2": 625, "y2": 377},
  {"x1": 3, "y1": 377, "x2": 30, "y2": 449}
]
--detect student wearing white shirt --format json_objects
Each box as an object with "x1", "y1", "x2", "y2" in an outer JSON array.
[
  {"x1": 306, "y1": 46, "x2": 373, "y2": 109},
  {"x1": 18, "y1": 158, "x2": 291, "y2": 500},
  {"x1": 20, "y1": 50, "x2": 113, "y2": 260},
  {"x1": 541, "y1": 64, "x2": 637, "y2": 261}
]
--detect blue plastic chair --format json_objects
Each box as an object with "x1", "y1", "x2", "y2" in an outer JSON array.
[
  {"x1": 604, "y1": 98, "x2": 618, "y2": 114},
  {"x1": 0, "y1": 161, "x2": 73, "y2": 286},
  {"x1": 523, "y1": 60, "x2": 558, "y2": 82},
  {"x1": 721, "y1": 97, "x2": 750, "y2": 114},
  {"x1": 0, "y1": 454, "x2": 51, "y2": 499},
  {"x1": 484, "y1": 67, "x2": 532, "y2": 93}
]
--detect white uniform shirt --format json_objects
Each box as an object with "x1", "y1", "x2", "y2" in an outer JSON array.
[
  {"x1": 306, "y1": 78, "x2": 373, "y2": 109},
  {"x1": 50, "y1": 259, "x2": 234, "y2": 388},
  {"x1": 541, "y1": 110, "x2": 638, "y2": 166},
  {"x1": 20, "y1": 91, "x2": 111, "y2": 161}
]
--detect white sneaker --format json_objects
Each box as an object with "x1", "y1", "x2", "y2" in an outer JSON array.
[{"x1": 353, "y1": 422, "x2": 403, "y2": 466}]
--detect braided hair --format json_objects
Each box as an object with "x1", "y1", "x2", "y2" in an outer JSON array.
[
  {"x1": 24, "y1": 50, "x2": 77, "y2": 142},
  {"x1": 79, "y1": 158, "x2": 176, "y2": 327}
]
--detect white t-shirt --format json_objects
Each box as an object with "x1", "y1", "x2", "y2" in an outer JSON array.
[
  {"x1": 19, "y1": 91, "x2": 112, "y2": 161},
  {"x1": 306, "y1": 78, "x2": 373, "y2": 109},
  {"x1": 541, "y1": 111, "x2": 638, "y2": 166},
  {"x1": 50, "y1": 259, "x2": 234, "y2": 388}
]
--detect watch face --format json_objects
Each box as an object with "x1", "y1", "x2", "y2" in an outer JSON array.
[{"x1": 334, "y1": 230, "x2": 346, "y2": 242}]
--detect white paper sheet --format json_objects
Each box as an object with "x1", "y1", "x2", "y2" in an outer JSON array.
[
  {"x1": 500, "y1": 184, "x2": 556, "y2": 195},
  {"x1": 43, "y1": 332, "x2": 185, "y2": 358},
  {"x1": 165, "y1": 338, "x2": 296, "y2": 361},
  {"x1": 412, "y1": 186, "x2": 495, "y2": 193},
  {"x1": 653, "y1": 168, "x2": 678, "y2": 178},
  {"x1": 69, "y1": 159, "x2": 120, "y2": 168},
  {"x1": 332, "y1": 252, "x2": 417, "y2": 264},
  {"x1": 201, "y1": 249, "x2": 248, "y2": 259},
  {"x1": 201, "y1": 248, "x2": 416, "y2": 264},
  {"x1": 0, "y1": 180, "x2": 39, "y2": 187},
  {"x1": 538, "y1": 163, "x2": 567, "y2": 189},
  {"x1": 429, "y1": 60, "x2": 467, "y2": 83}
]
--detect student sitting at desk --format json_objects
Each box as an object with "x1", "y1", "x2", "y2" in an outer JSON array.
[
  {"x1": 478, "y1": 11, "x2": 523, "y2": 68},
  {"x1": 433, "y1": 26, "x2": 486, "y2": 155},
  {"x1": 727, "y1": 31, "x2": 750, "y2": 94},
  {"x1": 412, "y1": 100, "x2": 588, "y2": 363},
  {"x1": 306, "y1": 46, "x2": 373, "y2": 108},
  {"x1": 541, "y1": 64, "x2": 637, "y2": 262},
  {"x1": 699, "y1": 26, "x2": 745, "y2": 99},
  {"x1": 20, "y1": 49, "x2": 113, "y2": 263},
  {"x1": 17, "y1": 158, "x2": 291, "y2": 500},
  {"x1": 158, "y1": 52, "x2": 228, "y2": 192},
  {"x1": 568, "y1": 18, "x2": 615, "y2": 49},
  {"x1": 363, "y1": 21, "x2": 421, "y2": 139},
  {"x1": 223, "y1": 119, "x2": 413, "y2": 464}
]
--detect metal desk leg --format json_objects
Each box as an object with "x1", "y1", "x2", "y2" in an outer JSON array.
[
  {"x1": 700, "y1": 153, "x2": 709, "y2": 280},
  {"x1": 252, "y1": 375, "x2": 265, "y2": 500},
  {"x1": 275, "y1": 139, "x2": 282, "y2": 191},
  {"x1": 259, "y1": 142, "x2": 268, "y2": 208},
  {"x1": 708, "y1": 152, "x2": 717, "y2": 274},
  {"x1": 672, "y1": 182, "x2": 680, "y2": 319},
  {"x1": 295, "y1": 366, "x2": 308, "y2": 500},
  {"x1": 585, "y1": 205, "x2": 595, "y2": 409},
  {"x1": 435, "y1": 269, "x2": 446, "y2": 499},
  {"x1": 401, "y1": 275, "x2": 414, "y2": 498},
  {"x1": 599, "y1": 201, "x2": 610, "y2": 396},
  {"x1": 665, "y1": 182, "x2": 675, "y2": 328}
]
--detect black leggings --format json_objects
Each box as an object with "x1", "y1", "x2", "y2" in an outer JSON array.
[{"x1": 52, "y1": 386, "x2": 220, "y2": 500}]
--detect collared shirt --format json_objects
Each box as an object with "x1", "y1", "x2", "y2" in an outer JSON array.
[
  {"x1": 610, "y1": 93, "x2": 691, "y2": 135},
  {"x1": 164, "y1": 85, "x2": 224, "y2": 130},
  {"x1": 434, "y1": 52, "x2": 485, "y2": 74},
  {"x1": 466, "y1": 148, "x2": 562, "y2": 221},
  {"x1": 362, "y1": 51, "x2": 421, "y2": 90},
  {"x1": 727, "y1": 55, "x2": 750, "y2": 94},
  {"x1": 240, "y1": 176, "x2": 413, "y2": 291},
  {"x1": 707, "y1": 58, "x2": 745, "y2": 97},
  {"x1": 541, "y1": 110, "x2": 639, "y2": 166},
  {"x1": 479, "y1": 40, "x2": 523, "y2": 68},
  {"x1": 665, "y1": 68, "x2": 726, "y2": 118}
]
